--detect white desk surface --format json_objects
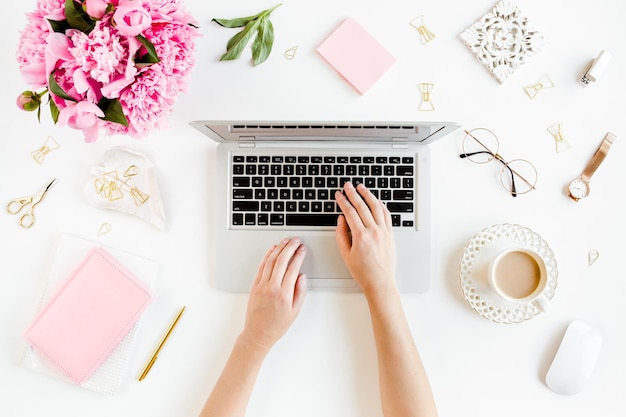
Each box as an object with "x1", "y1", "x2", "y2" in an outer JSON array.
[{"x1": 1, "y1": 0, "x2": 625, "y2": 416}]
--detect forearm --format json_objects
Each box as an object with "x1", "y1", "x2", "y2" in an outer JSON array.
[
  {"x1": 366, "y1": 288, "x2": 438, "y2": 417},
  {"x1": 199, "y1": 335, "x2": 269, "y2": 417}
]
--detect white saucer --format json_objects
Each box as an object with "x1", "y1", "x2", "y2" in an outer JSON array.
[{"x1": 459, "y1": 223, "x2": 558, "y2": 324}]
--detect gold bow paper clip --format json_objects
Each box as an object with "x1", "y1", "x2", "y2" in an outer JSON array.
[
  {"x1": 94, "y1": 172, "x2": 125, "y2": 201},
  {"x1": 418, "y1": 83, "x2": 435, "y2": 111},
  {"x1": 547, "y1": 123, "x2": 572, "y2": 153},
  {"x1": 410, "y1": 15, "x2": 436, "y2": 44},
  {"x1": 31, "y1": 136, "x2": 60, "y2": 164},
  {"x1": 524, "y1": 74, "x2": 554, "y2": 99}
]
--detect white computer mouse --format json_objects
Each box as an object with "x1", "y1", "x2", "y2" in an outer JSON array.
[{"x1": 545, "y1": 320, "x2": 602, "y2": 395}]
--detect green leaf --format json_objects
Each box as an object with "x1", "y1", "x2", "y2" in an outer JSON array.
[
  {"x1": 98, "y1": 98, "x2": 129, "y2": 127},
  {"x1": 221, "y1": 19, "x2": 262, "y2": 61},
  {"x1": 49, "y1": 99, "x2": 60, "y2": 124},
  {"x1": 214, "y1": 3, "x2": 282, "y2": 65},
  {"x1": 48, "y1": 72, "x2": 76, "y2": 102},
  {"x1": 135, "y1": 34, "x2": 161, "y2": 64},
  {"x1": 252, "y1": 18, "x2": 274, "y2": 66},
  {"x1": 212, "y1": 14, "x2": 260, "y2": 29},
  {"x1": 47, "y1": 19, "x2": 71, "y2": 34},
  {"x1": 64, "y1": 0, "x2": 95, "y2": 34}
]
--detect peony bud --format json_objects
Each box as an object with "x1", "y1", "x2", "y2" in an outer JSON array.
[{"x1": 16, "y1": 91, "x2": 41, "y2": 112}]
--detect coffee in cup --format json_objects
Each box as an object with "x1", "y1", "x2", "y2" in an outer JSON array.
[{"x1": 488, "y1": 248, "x2": 550, "y2": 311}]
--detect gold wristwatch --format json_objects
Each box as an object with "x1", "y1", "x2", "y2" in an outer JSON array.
[{"x1": 568, "y1": 132, "x2": 616, "y2": 201}]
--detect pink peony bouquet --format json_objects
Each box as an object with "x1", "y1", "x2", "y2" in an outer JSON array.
[{"x1": 16, "y1": 0, "x2": 198, "y2": 142}]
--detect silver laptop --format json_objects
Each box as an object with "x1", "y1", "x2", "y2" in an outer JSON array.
[{"x1": 190, "y1": 121, "x2": 460, "y2": 292}]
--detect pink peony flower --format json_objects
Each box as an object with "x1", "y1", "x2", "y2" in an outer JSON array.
[
  {"x1": 114, "y1": 1, "x2": 152, "y2": 37},
  {"x1": 17, "y1": 0, "x2": 198, "y2": 142},
  {"x1": 85, "y1": 0, "x2": 109, "y2": 19},
  {"x1": 58, "y1": 100, "x2": 105, "y2": 142}
]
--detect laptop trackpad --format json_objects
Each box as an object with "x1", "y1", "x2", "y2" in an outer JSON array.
[{"x1": 300, "y1": 236, "x2": 357, "y2": 289}]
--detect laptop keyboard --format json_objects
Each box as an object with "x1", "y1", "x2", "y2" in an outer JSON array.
[{"x1": 230, "y1": 154, "x2": 416, "y2": 229}]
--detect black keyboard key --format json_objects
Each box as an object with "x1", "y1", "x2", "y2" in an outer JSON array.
[
  {"x1": 233, "y1": 177, "x2": 250, "y2": 187},
  {"x1": 270, "y1": 213, "x2": 285, "y2": 225},
  {"x1": 245, "y1": 213, "x2": 256, "y2": 225},
  {"x1": 246, "y1": 156, "x2": 258, "y2": 163},
  {"x1": 286, "y1": 214, "x2": 339, "y2": 226},
  {"x1": 391, "y1": 215, "x2": 401, "y2": 227},
  {"x1": 233, "y1": 156, "x2": 245, "y2": 163},
  {"x1": 233, "y1": 201, "x2": 259, "y2": 211},
  {"x1": 233, "y1": 213, "x2": 244, "y2": 225},
  {"x1": 402, "y1": 220, "x2": 414, "y2": 227},
  {"x1": 258, "y1": 213, "x2": 269, "y2": 225},
  {"x1": 393, "y1": 190, "x2": 414, "y2": 200},
  {"x1": 233, "y1": 164, "x2": 244, "y2": 174},
  {"x1": 402, "y1": 157, "x2": 414, "y2": 164},
  {"x1": 397, "y1": 166, "x2": 414, "y2": 176},
  {"x1": 387, "y1": 202, "x2": 414, "y2": 212},
  {"x1": 233, "y1": 189, "x2": 253, "y2": 199}
]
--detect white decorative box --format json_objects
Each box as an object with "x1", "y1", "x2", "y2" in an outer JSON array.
[{"x1": 459, "y1": 0, "x2": 547, "y2": 83}]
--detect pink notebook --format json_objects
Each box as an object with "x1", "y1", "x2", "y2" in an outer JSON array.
[
  {"x1": 24, "y1": 247, "x2": 153, "y2": 384},
  {"x1": 317, "y1": 18, "x2": 396, "y2": 94}
]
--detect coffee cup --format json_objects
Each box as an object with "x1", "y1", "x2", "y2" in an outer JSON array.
[{"x1": 488, "y1": 248, "x2": 550, "y2": 312}]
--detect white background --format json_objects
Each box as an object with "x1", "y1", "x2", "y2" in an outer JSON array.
[{"x1": 1, "y1": 0, "x2": 625, "y2": 416}]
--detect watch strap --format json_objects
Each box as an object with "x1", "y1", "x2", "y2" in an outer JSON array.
[{"x1": 582, "y1": 132, "x2": 616, "y2": 180}]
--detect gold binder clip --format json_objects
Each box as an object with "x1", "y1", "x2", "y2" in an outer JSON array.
[
  {"x1": 410, "y1": 16, "x2": 436, "y2": 44},
  {"x1": 547, "y1": 123, "x2": 572, "y2": 153},
  {"x1": 524, "y1": 74, "x2": 554, "y2": 99},
  {"x1": 284, "y1": 46, "x2": 298, "y2": 60},
  {"x1": 418, "y1": 83, "x2": 435, "y2": 111},
  {"x1": 31, "y1": 136, "x2": 60, "y2": 164}
]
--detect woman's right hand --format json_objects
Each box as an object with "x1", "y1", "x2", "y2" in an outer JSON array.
[{"x1": 334, "y1": 182, "x2": 397, "y2": 297}]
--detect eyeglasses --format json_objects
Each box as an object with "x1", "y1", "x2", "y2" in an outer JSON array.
[{"x1": 459, "y1": 128, "x2": 537, "y2": 197}]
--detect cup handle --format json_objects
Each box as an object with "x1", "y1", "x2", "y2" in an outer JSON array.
[{"x1": 533, "y1": 294, "x2": 551, "y2": 312}]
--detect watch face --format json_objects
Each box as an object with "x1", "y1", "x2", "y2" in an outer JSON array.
[{"x1": 569, "y1": 178, "x2": 590, "y2": 199}]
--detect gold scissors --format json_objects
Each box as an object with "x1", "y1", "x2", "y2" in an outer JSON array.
[{"x1": 7, "y1": 179, "x2": 57, "y2": 229}]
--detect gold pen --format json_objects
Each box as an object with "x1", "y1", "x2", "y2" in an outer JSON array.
[{"x1": 138, "y1": 306, "x2": 186, "y2": 381}]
